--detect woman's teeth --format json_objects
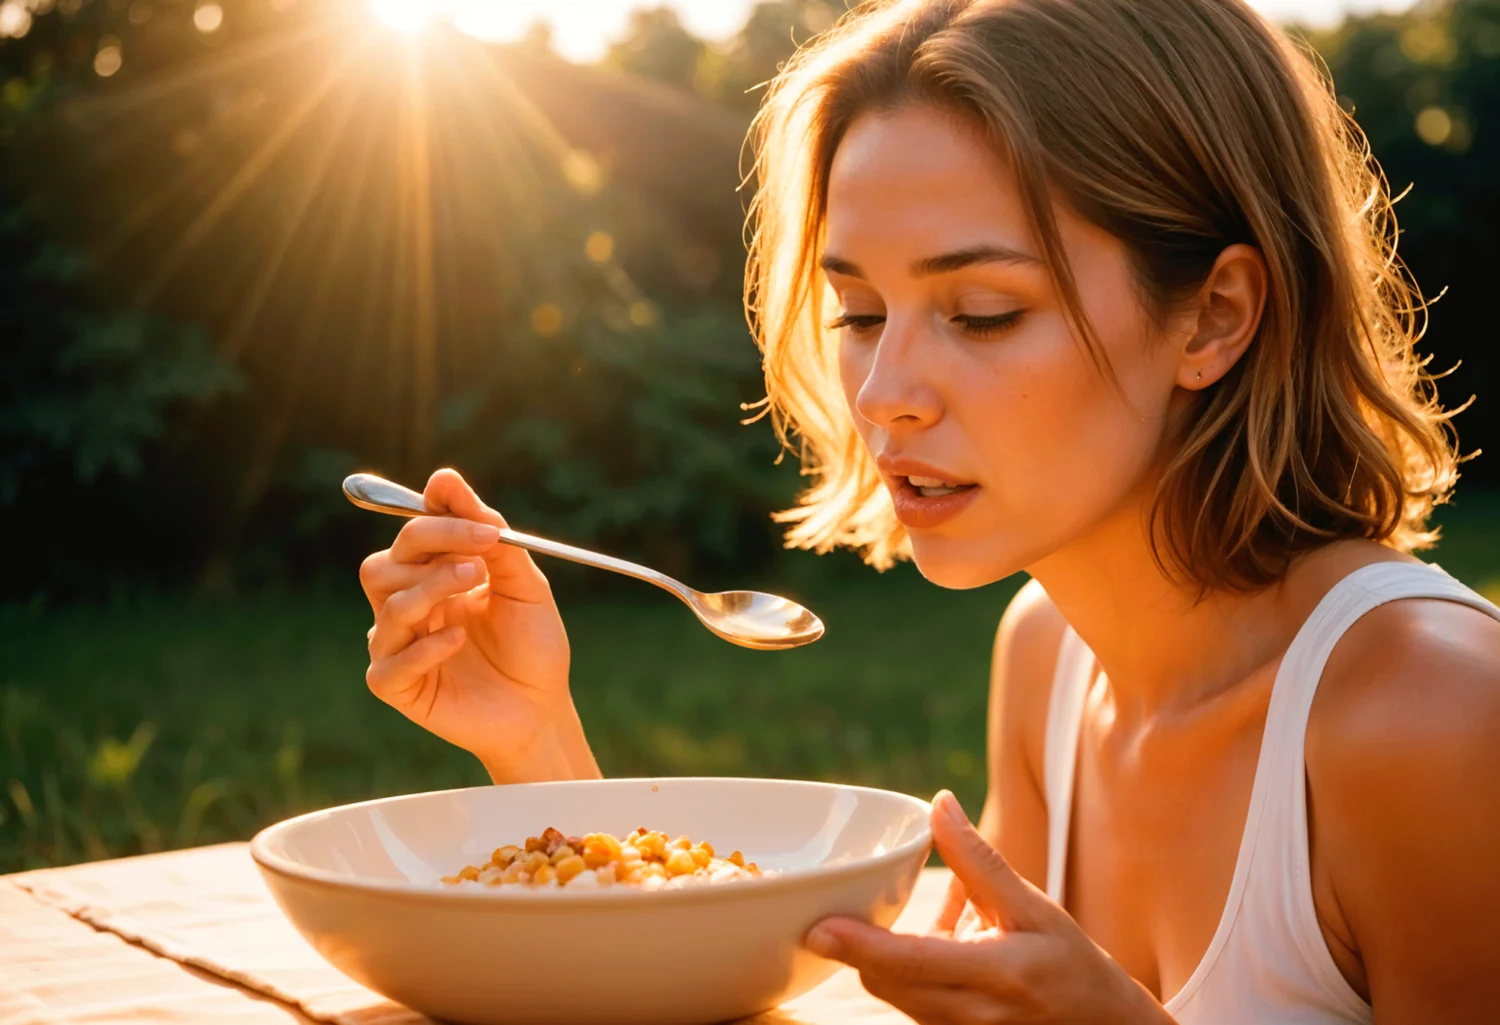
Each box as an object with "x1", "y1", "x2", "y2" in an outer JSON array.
[{"x1": 907, "y1": 475, "x2": 967, "y2": 498}]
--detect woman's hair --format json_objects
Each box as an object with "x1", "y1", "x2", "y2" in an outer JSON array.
[{"x1": 744, "y1": 0, "x2": 1461, "y2": 591}]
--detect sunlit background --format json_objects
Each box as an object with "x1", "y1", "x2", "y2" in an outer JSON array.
[
  {"x1": 377, "y1": 0, "x2": 1422, "y2": 58},
  {"x1": 1, "y1": 0, "x2": 1496, "y2": 871}
]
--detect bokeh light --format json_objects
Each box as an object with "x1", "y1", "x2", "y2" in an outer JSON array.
[
  {"x1": 0, "y1": 1, "x2": 32, "y2": 39},
  {"x1": 193, "y1": 2, "x2": 224, "y2": 34},
  {"x1": 530, "y1": 303, "x2": 564, "y2": 337},
  {"x1": 560, "y1": 150, "x2": 604, "y2": 195},
  {"x1": 585, "y1": 231, "x2": 615, "y2": 264},
  {"x1": 1415, "y1": 106, "x2": 1452, "y2": 146},
  {"x1": 93, "y1": 40, "x2": 122, "y2": 77},
  {"x1": 628, "y1": 300, "x2": 658, "y2": 328}
]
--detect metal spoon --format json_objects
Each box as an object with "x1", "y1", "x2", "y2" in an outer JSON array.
[{"x1": 343, "y1": 473, "x2": 824, "y2": 651}]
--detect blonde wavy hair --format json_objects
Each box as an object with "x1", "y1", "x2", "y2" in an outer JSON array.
[{"x1": 744, "y1": 0, "x2": 1461, "y2": 591}]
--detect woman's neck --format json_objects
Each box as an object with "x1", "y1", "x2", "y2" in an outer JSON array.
[{"x1": 1027, "y1": 497, "x2": 1303, "y2": 719}]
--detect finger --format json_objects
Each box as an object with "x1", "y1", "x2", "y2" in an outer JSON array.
[
  {"x1": 857, "y1": 975, "x2": 1006, "y2": 1025},
  {"x1": 367, "y1": 626, "x2": 465, "y2": 706},
  {"x1": 935, "y1": 872, "x2": 970, "y2": 934},
  {"x1": 361, "y1": 553, "x2": 486, "y2": 613},
  {"x1": 387, "y1": 516, "x2": 502, "y2": 567},
  {"x1": 932, "y1": 790, "x2": 1055, "y2": 933},
  {"x1": 421, "y1": 468, "x2": 550, "y2": 601},
  {"x1": 935, "y1": 874, "x2": 996, "y2": 938},
  {"x1": 805, "y1": 917, "x2": 1001, "y2": 987},
  {"x1": 369, "y1": 561, "x2": 483, "y2": 659}
]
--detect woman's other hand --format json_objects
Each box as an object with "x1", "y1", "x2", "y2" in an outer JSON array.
[{"x1": 804, "y1": 791, "x2": 1174, "y2": 1025}]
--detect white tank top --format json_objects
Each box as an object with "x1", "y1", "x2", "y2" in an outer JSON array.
[{"x1": 1042, "y1": 561, "x2": 1500, "y2": 1023}]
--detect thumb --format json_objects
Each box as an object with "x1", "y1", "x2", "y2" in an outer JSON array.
[{"x1": 931, "y1": 790, "x2": 1055, "y2": 933}]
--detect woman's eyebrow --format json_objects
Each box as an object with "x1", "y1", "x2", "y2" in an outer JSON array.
[
  {"x1": 820, "y1": 253, "x2": 866, "y2": 277},
  {"x1": 819, "y1": 244, "x2": 1040, "y2": 280},
  {"x1": 911, "y1": 244, "x2": 1040, "y2": 276}
]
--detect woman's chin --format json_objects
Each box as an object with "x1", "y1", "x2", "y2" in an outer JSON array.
[{"x1": 908, "y1": 539, "x2": 1016, "y2": 590}]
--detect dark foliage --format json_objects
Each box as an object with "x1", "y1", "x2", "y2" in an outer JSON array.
[{"x1": 0, "y1": 0, "x2": 1494, "y2": 600}]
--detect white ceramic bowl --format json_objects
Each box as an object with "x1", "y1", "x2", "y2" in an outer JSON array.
[{"x1": 251, "y1": 777, "x2": 932, "y2": 1025}]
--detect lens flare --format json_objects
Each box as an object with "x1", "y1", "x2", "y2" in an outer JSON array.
[{"x1": 370, "y1": 0, "x2": 440, "y2": 33}]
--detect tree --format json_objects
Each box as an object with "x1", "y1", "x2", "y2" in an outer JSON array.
[
  {"x1": 1304, "y1": 0, "x2": 1500, "y2": 482},
  {"x1": 603, "y1": 6, "x2": 706, "y2": 94}
]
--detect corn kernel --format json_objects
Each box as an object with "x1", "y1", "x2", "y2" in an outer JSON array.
[
  {"x1": 698, "y1": 840, "x2": 715, "y2": 858},
  {"x1": 524, "y1": 851, "x2": 550, "y2": 874},
  {"x1": 525, "y1": 835, "x2": 548, "y2": 853},
  {"x1": 688, "y1": 845, "x2": 711, "y2": 869},
  {"x1": 620, "y1": 844, "x2": 642, "y2": 863},
  {"x1": 671, "y1": 835, "x2": 692, "y2": 851},
  {"x1": 643, "y1": 861, "x2": 668, "y2": 880},
  {"x1": 532, "y1": 864, "x2": 557, "y2": 885},
  {"x1": 492, "y1": 845, "x2": 521, "y2": 866},
  {"x1": 728, "y1": 850, "x2": 745, "y2": 867},
  {"x1": 583, "y1": 833, "x2": 623, "y2": 868},
  {"x1": 479, "y1": 868, "x2": 504, "y2": 886},
  {"x1": 458, "y1": 864, "x2": 480, "y2": 882},
  {"x1": 541, "y1": 827, "x2": 566, "y2": 852},
  {"x1": 554, "y1": 854, "x2": 587, "y2": 884},
  {"x1": 502, "y1": 862, "x2": 528, "y2": 884},
  {"x1": 440, "y1": 874, "x2": 461, "y2": 885},
  {"x1": 636, "y1": 832, "x2": 667, "y2": 860},
  {"x1": 550, "y1": 845, "x2": 576, "y2": 864},
  {"x1": 666, "y1": 849, "x2": 697, "y2": 876}
]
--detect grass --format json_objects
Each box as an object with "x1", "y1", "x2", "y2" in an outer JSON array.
[{"x1": 4, "y1": 493, "x2": 1499, "y2": 873}]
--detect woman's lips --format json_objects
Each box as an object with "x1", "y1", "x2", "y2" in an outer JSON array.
[{"x1": 889, "y1": 476, "x2": 981, "y2": 530}]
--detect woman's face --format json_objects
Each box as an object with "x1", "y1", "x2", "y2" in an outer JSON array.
[{"x1": 824, "y1": 105, "x2": 1186, "y2": 589}]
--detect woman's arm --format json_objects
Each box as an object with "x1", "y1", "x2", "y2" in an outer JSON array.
[{"x1": 1308, "y1": 599, "x2": 1500, "y2": 1023}]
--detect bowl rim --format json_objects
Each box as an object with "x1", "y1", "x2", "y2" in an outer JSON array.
[{"x1": 250, "y1": 777, "x2": 934, "y2": 906}]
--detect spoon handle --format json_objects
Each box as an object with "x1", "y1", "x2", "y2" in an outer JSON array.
[{"x1": 343, "y1": 473, "x2": 685, "y2": 597}]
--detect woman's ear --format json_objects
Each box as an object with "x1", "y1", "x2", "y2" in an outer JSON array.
[{"x1": 1176, "y1": 244, "x2": 1266, "y2": 390}]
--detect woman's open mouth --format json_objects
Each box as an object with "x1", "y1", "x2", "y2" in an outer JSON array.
[{"x1": 890, "y1": 474, "x2": 981, "y2": 529}]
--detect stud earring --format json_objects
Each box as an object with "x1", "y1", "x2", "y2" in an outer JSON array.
[{"x1": 1195, "y1": 370, "x2": 1202, "y2": 381}]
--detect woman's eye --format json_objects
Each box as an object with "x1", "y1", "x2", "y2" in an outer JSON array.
[
  {"x1": 952, "y1": 311, "x2": 1024, "y2": 337},
  {"x1": 826, "y1": 313, "x2": 886, "y2": 336}
]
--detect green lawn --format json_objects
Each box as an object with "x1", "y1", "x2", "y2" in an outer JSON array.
[{"x1": 4, "y1": 493, "x2": 1499, "y2": 873}]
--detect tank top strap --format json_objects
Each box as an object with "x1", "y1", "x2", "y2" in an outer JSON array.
[
  {"x1": 1186, "y1": 560, "x2": 1500, "y2": 1017},
  {"x1": 1043, "y1": 623, "x2": 1093, "y2": 903}
]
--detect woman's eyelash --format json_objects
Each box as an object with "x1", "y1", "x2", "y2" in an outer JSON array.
[
  {"x1": 953, "y1": 311, "x2": 1024, "y2": 336},
  {"x1": 826, "y1": 313, "x2": 885, "y2": 331},
  {"x1": 825, "y1": 311, "x2": 1024, "y2": 335}
]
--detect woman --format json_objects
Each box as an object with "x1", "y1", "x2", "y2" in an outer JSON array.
[{"x1": 356, "y1": 0, "x2": 1500, "y2": 1020}]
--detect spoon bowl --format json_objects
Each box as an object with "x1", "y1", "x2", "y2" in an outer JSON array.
[
  {"x1": 691, "y1": 590, "x2": 826, "y2": 650},
  {"x1": 344, "y1": 473, "x2": 824, "y2": 650}
]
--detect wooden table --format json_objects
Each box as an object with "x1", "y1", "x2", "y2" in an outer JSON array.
[{"x1": 0, "y1": 844, "x2": 944, "y2": 1024}]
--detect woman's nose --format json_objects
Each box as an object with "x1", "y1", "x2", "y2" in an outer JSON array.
[{"x1": 852, "y1": 324, "x2": 943, "y2": 432}]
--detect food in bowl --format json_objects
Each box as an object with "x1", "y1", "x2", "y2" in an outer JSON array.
[{"x1": 442, "y1": 825, "x2": 769, "y2": 889}]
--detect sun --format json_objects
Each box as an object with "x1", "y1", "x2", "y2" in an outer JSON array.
[{"x1": 370, "y1": 0, "x2": 443, "y2": 33}]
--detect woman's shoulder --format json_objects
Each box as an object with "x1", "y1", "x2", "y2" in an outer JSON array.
[
  {"x1": 993, "y1": 576, "x2": 1070, "y2": 693},
  {"x1": 1308, "y1": 581, "x2": 1500, "y2": 781},
  {"x1": 989, "y1": 578, "x2": 1071, "y2": 762}
]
